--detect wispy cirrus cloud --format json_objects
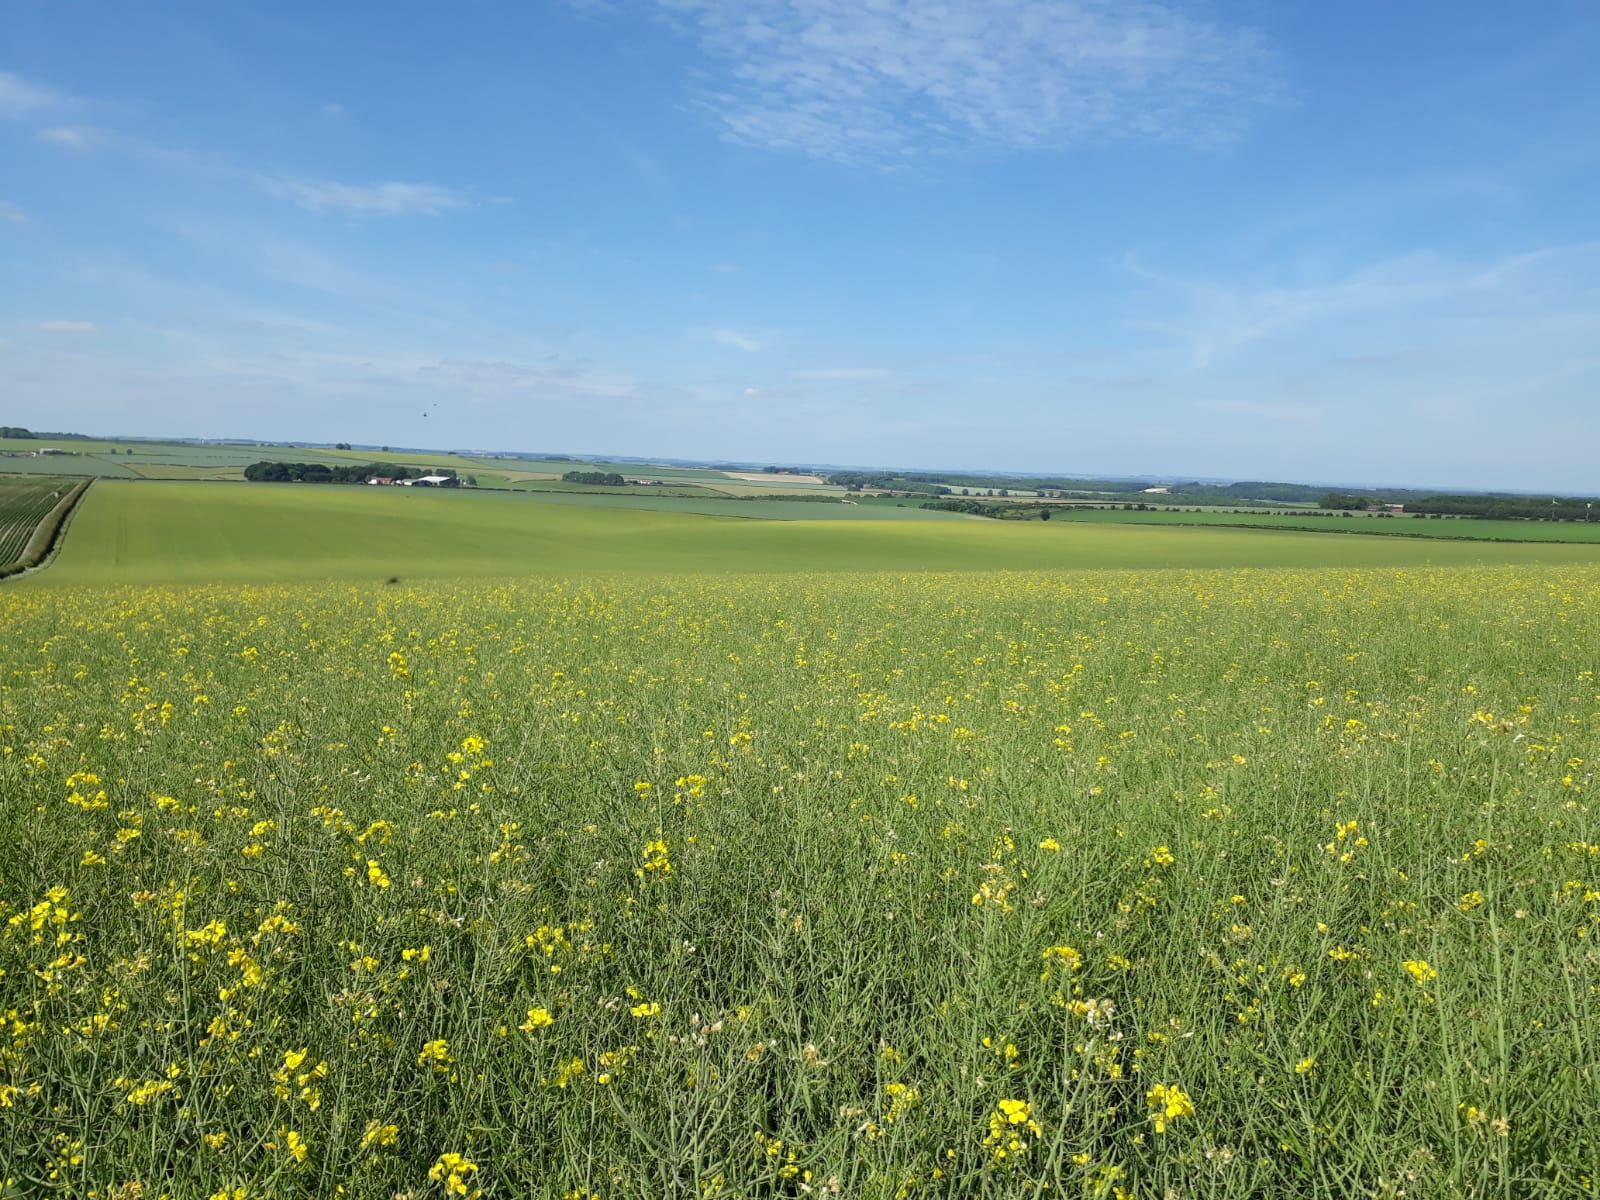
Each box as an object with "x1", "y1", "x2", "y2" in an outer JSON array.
[
  {"x1": 38, "y1": 125, "x2": 95, "y2": 149},
  {"x1": 655, "y1": 0, "x2": 1280, "y2": 160},
  {"x1": 792, "y1": 366, "x2": 892, "y2": 381},
  {"x1": 3, "y1": 71, "x2": 465, "y2": 218},
  {"x1": 260, "y1": 176, "x2": 469, "y2": 216},
  {"x1": 709, "y1": 327, "x2": 765, "y2": 351},
  {"x1": 1127, "y1": 240, "x2": 1600, "y2": 371},
  {"x1": 36, "y1": 320, "x2": 98, "y2": 333},
  {"x1": 0, "y1": 200, "x2": 26, "y2": 222},
  {"x1": 414, "y1": 356, "x2": 640, "y2": 403},
  {"x1": 0, "y1": 70, "x2": 64, "y2": 116}
]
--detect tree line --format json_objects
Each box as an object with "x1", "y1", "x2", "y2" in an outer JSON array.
[
  {"x1": 243, "y1": 462, "x2": 439, "y2": 483},
  {"x1": 920, "y1": 498, "x2": 1054, "y2": 520}
]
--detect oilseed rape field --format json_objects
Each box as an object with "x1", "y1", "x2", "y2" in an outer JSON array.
[{"x1": 3, "y1": 565, "x2": 1599, "y2": 1198}]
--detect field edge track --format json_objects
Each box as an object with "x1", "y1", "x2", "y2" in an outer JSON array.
[{"x1": 0, "y1": 477, "x2": 94, "y2": 581}]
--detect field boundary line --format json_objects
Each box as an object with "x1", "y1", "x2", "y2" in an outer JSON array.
[
  {"x1": 0, "y1": 477, "x2": 94, "y2": 582},
  {"x1": 1061, "y1": 515, "x2": 1600, "y2": 546}
]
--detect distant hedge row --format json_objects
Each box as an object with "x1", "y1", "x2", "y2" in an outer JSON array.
[
  {"x1": 243, "y1": 461, "x2": 433, "y2": 483},
  {"x1": 0, "y1": 478, "x2": 91, "y2": 580}
]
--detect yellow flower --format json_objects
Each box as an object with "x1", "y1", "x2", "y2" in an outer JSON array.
[
  {"x1": 1039, "y1": 944, "x2": 1083, "y2": 978},
  {"x1": 983, "y1": 1098, "x2": 1042, "y2": 1159},
  {"x1": 1146, "y1": 1084, "x2": 1194, "y2": 1132},
  {"x1": 1402, "y1": 960, "x2": 1437, "y2": 985},
  {"x1": 638, "y1": 839, "x2": 672, "y2": 876},
  {"x1": 429, "y1": 1152, "x2": 480, "y2": 1196},
  {"x1": 519, "y1": 1007, "x2": 554, "y2": 1031},
  {"x1": 547, "y1": 1056, "x2": 584, "y2": 1088},
  {"x1": 418, "y1": 1038, "x2": 455, "y2": 1076},
  {"x1": 359, "y1": 1121, "x2": 399, "y2": 1150}
]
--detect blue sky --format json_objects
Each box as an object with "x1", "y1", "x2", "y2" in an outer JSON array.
[{"x1": 4, "y1": 1, "x2": 1598, "y2": 489}]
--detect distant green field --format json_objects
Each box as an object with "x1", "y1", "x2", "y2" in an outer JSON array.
[
  {"x1": 499, "y1": 489, "x2": 965, "y2": 520},
  {"x1": 1049, "y1": 505, "x2": 1600, "y2": 542},
  {"x1": 0, "y1": 438, "x2": 494, "y2": 479},
  {"x1": 499, "y1": 479, "x2": 722, "y2": 498},
  {"x1": 32, "y1": 480, "x2": 1600, "y2": 586},
  {"x1": 0, "y1": 451, "x2": 139, "y2": 477},
  {"x1": 466, "y1": 456, "x2": 843, "y2": 493},
  {"x1": 1, "y1": 440, "x2": 861, "y2": 500},
  {"x1": 125, "y1": 462, "x2": 246, "y2": 480}
]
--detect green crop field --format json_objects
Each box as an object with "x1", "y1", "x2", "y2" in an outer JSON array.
[
  {"x1": 3, "y1": 562, "x2": 1599, "y2": 1197},
  {"x1": 0, "y1": 452, "x2": 141, "y2": 478},
  {"x1": 496, "y1": 490, "x2": 966, "y2": 520},
  {"x1": 29, "y1": 480, "x2": 1600, "y2": 587},
  {"x1": 1047, "y1": 506, "x2": 1600, "y2": 543},
  {"x1": 0, "y1": 476, "x2": 76, "y2": 567}
]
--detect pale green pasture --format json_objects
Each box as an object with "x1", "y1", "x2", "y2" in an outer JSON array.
[{"x1": 31, "y1": 480, "x2": 1600, "y2": 586}]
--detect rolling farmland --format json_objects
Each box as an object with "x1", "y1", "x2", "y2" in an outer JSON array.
[
  {"x1": 28, "y1": 479, "x2": 1600, "y2": 586},
  {"x1": 7, "y1": 474, "x2": 1600, "y2": 1197}
]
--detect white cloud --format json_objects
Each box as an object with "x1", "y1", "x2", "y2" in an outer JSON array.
[
  {"x1": 415, "y1": 357, "x2": 640, "y2": 402},
  {"x1": 263, "y1": 176, "x2": 468, "y2": 216},
  {"x1": 1127, "y1": 243, "x2": 1600, "y2": 370},
  {"x1": 792, "y1": 366, "x2": 892, "y2": 381},
  {"x1": 0, "y1": 70, "x2": 62, "y2": 116},
  {"x1": 38, "y1": 125, "x2": 94, "y2": 149},
  {"x1": 710, "y1": 327, "x2": 765, "y2": 351},
  {"x1": 1, "y1": 74, "x2": 463, "y2": 218},
  {"x1": 655, "y1": 0, "x2": 1279, "y2": 160},
  {"x1": 0, "y1": 200, "x2": 26, "y2": 222},
  {"x1": 36, "y1": 320, "x2": 98, "y2": 333}
]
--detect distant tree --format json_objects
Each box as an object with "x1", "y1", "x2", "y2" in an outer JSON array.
[
  {"x1": 244, "y1": 460, "x2": 425, "y2": 484},
  {"x1": 335, "y1": 442, "x2": 352, "y2": 451},
  {"x1": 562, "y1": 470, "x2": 627, "y2": 486}
]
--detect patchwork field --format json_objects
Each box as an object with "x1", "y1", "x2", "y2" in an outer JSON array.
[
  {"x1": 2, "y1": 563, "x2": 1597, "y2": 1197},
  {"x1": 0, "y1": 440, "x2": 860, "y2": 502}
]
